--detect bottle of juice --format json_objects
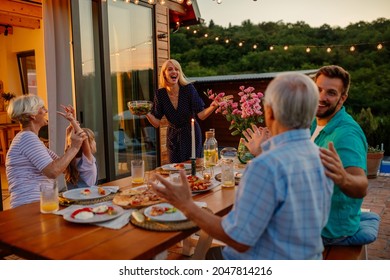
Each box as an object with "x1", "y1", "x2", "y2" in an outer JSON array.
[{"x1": 203, "y1": 129, "x2": 218, "y2": 168}]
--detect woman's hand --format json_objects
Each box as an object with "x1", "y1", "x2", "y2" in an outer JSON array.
[{"x1": 241, "y1": 124, "x2": 271, "y2": 157}]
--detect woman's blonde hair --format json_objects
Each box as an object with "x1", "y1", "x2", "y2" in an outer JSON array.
[
  {"x1": 65, "y1": 128, "x2": 95, "y2": 185},
  {"x1": 7, "y1": 94, "x2": 45, "y2": 127},
  {"x1": 158, "y1": 59, "x2": 191, "y2": 88}
]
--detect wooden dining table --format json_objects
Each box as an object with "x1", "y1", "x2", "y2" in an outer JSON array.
[{"x1": 0, "y1": 174, "x2": 236, "y2": 260}]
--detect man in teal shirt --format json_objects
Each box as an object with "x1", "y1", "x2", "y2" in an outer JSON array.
[{"x1": 312, "y1": 65, "x2": 379, "y2": 245}]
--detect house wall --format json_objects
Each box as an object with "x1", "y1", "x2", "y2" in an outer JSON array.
[
  {"x1": 155, "y1": 4, "x2": 170, "y2": 165},
  {"x1": 0, "y1": 25, "x2": 46, "y2": 111}
]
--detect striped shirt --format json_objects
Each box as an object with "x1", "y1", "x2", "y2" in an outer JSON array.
[
  {"x1": 6, "y1": 131, "x2": 58, "y2": 208},
  {"x1": 222, "y1": 129, "x2": 333, "y2": 259}
]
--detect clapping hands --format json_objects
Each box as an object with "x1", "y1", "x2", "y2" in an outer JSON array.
[{"x1": 241, "y1": 124, "x2": 271, "y2": 157}]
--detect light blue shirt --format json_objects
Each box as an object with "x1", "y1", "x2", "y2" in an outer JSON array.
[{"x1": 222, "y1": 129, "x2": 333, "y2": 259}]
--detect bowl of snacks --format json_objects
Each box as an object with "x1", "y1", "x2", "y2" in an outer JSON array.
[{"x1": 127, "y1": 101, "x2": 153, "y2": 116}]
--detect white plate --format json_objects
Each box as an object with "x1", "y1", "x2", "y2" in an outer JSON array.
[
  {"x1": 144, "y1": 203, "x2": 187, "y2": 222},
  {"x1": 161, "y1": 163, "x2": 191, "y2": 171},
  {"x1": 63, "y1": 205, "x2": 125, "y2": 224},
  {"x1": 62, "y1": 187, "x2": 112, "y2": 201}
]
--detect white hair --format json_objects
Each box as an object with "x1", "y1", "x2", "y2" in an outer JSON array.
[{"x1": 264, "y1": 73, "x2": 319, "y2": 129}]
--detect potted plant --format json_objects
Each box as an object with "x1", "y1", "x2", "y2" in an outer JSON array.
[
  {"x1": 1, "y1": 92, "x2": 16, "y2": 111},
  {"x1": 356, "y1": 108, "x2": 384, "y2": 178}
]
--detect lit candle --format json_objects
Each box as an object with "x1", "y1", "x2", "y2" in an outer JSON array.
[{"x1": 191, "y1": 118, "x2": 195, "y2": 158}]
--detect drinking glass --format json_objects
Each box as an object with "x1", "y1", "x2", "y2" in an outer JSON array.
[
  {"x1": 221, "y1": 159, "x2": 235, "y2": 188},
  {"x1": 131, "y1": 160, "x2": 145, "y2": 184},
  {"x1": 40, "y1": 180, "x2": 59, "y2": 213}
]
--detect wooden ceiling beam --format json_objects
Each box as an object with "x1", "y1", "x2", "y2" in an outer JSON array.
[
  {"x1": 0, "y1": 0, "x2": 42, "y2": 19},
  {"x1": 0, "y1": 12, "x2": 40, "y2": 29}
]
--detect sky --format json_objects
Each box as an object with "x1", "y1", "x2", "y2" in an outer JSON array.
[{"x1": 197, "y1": 0, "x2": 390, "y2": 28}]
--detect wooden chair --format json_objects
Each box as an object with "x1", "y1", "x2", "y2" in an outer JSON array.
[{"x1": 0, "y1": 126, "x2": 8, "y2": 165}]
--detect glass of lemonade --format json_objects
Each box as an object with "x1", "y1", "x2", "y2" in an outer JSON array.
[
  {"x1": 131, "y1": 160, "x2": 145, "y2": 184},
  {"x1": 40, "y1": 180, "x2": 59, "y2": 213},
  {"x1": 221, "y1": 159, "x2": 235, "y2": 188}
]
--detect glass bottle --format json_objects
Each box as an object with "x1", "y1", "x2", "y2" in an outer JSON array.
[{"x1": 203, "y1": 129, "x2": 218, "y2": 168}]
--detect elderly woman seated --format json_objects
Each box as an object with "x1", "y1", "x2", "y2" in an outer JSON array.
[{"x1": 5, "y1": 94, "x2": 86, "y2": 208}]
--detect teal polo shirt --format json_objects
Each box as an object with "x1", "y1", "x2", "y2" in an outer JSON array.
[{"x1": 311, "y1": 107, "x2": 368, "y2": 239}]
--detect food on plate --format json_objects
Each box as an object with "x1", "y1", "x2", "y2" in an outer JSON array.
[
  {"x1": 71, "y1": 207, "x2": 94, "y2": 220},
  {"x1": 186, "y1": 175, "x2": 212, "y2": 191},
  {"x1": 173, "y1": 163, "x2": 185, "y2": 170},
  {"x1": 98, "y1": 187, "x2": 106, "y2": 195},
  {"x1": 150, "y1": 205, "x2": 177, "y2": 216},
  {"x1": 113, "y1": 186, "x2": 165, "y2": 208},
  {"x1": 92, "y1": 205, "x2": 117, "y2": 215},
  {"x1": 80, "y1": 189, "x2": 91, "y2": 196}
]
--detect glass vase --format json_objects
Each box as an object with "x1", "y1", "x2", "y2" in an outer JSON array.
[{"x1": 237, "y1": 141, "x2": 254, "y2": 164}]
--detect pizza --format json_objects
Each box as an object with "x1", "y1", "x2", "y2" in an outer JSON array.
[
  {"x1": 186, "y1": 175, "x2": 212, "y2": 192},
  {"x1": 112, "y1": 186, "x2": 165, "y2": 209}
]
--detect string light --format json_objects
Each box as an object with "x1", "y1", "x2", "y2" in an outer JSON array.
[
  {"x1": 182, "y1": 28, "x2": 387, "y2": 53},
  {"x1": 217, "y1": 0, "x2": 222, "y2": 4},
  {"x1": 193, "y1": 30, "x2": 197, "y2": 34},
  {"x1": 177, "y1": 0, "x2": 184, "y2": 4},
  {"x1": 160, "y1": 0, "x2": 165, "y2": 5},
  {"x1": 186, "y1": 0, "x2": 192, "y2": 5},
  {"x1": 134, "y1": 0, "x2": 139, "y2": 3},
  {"x1": 148, "y1": 0, "x2": 155, "y2": 4}
]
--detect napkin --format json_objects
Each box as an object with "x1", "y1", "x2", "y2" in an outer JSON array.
[{"x1": 55, "y1": 202, "x2": 132, "y2": 230}]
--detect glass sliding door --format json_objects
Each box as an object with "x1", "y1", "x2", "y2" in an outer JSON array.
[
  {"x1": 71, "y1": 0, "x2": 157, "y2": 182},
  {"x1": 107, "y1": 1, "x2": 157, "y2": 176},
  {"x1": 71, "y1": 0, "x2": 107, "y2": 182}
]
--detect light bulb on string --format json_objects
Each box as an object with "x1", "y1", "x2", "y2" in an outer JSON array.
[
  {"x1": 326, "y1": 47, "x2": 332, "y2": 53},
  {"x1": 125, "y1": 0, "x2": 130, "y2": 3},
  {"x1": 186, "y1": 0, "x2": 192, "y2": 5},
  {"x1": 306, "y1": 47, "x2": 311, "y2": 53},
  {"x1": 215, "y1": 36, "x2": 219, "y2": 41},
  {"x1": 269, "y1": 46, "x2": 274, "y2": 51},
  {"x1": 350, "y1": 46, "x2": 355, "y2": 52},
  {"x1": 238, "y1": 42, "x2": 243, "y2": 47},
  {"x1": 217, "y1": 0, "x2": 222, "y2": 4},
  {"x1": 134, "y1": 0, "x2": 139, "y2": 4},
  {"x1": 204, "y1": 33, "x2": 208, "y2": 38},
  {"x1": 377, "y1": 43, "x2": 383, "y2": 50},
  {"x1": 253, "y1": 44, "x2": 257, "y2": 49},
  {"x1": 283, "y1": 45, "x2": 288, "y2": 51},
  {"x1": 193, "y1": 30, "x2": 197, "y2": 34},
  {"x1": 177, "y1": 0, "x2": 184, "y2": 4},
  {"x1": 225, "y1": 39, "x2": 229, "y2": 44}
]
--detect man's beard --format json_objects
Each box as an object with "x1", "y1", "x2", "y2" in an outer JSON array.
[{"x1": 316, "y1": 96, "x2": 343, "y2": 119}]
